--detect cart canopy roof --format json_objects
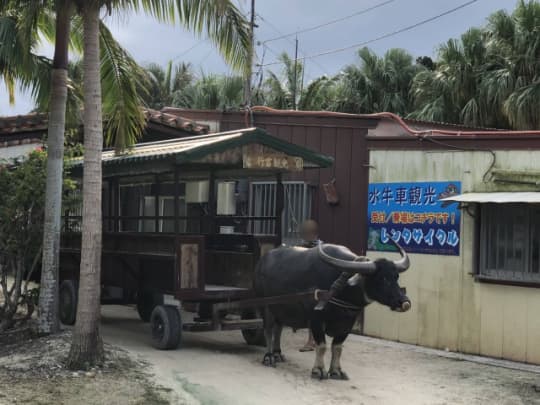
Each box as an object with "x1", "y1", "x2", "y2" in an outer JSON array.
[{"x1": 71, "y1": 127, "x2": 334, "y2": 177}]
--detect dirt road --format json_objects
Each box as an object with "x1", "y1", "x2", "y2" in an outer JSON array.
[{"x1": 101, "y1": 306, "x2": 540, "y2": 405}]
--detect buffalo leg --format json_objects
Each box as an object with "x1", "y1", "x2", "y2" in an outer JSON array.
[
  {"x1": 262, "y1": 306, "x2": 276, "y2": 367},
  {"x1": 310, "y1": 316, "x2": 328, "y2": 379},
  {"x1": 329, "y1": 334, "x2": 349, "y2": 380},
  {"x1": 272, "y1": 322, "x2": 286, "y2": 362}
]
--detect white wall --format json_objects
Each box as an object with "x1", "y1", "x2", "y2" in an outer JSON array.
[
  {"x1": 0, "y1": 142, "x2": 42, "y2": 161},
  {"x1": 364, "y1": 149, "x2": 540, "y2": 364}
]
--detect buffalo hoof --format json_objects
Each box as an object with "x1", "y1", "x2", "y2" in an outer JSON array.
[
  {"x1": 329, "y1": 369, "x2": 349, "y2": 381},
  {"x1": 273, "y1": 351, "x2": 286, "y2": 363},
  {"x1": 262, "y1": 352, "x2": 276, "y2": 367},
  {"x1": 311, "y1": 367, "x2": 328, "y2": 380}
]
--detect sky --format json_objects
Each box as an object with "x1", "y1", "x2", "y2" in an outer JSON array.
[{"x1": 0, "y1": 0, "x2": 515, "y2": 116}]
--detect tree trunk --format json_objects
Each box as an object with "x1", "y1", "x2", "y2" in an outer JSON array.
[
  {"x1": 67, "y1": 2, "x2": 104, "y2": 370},
  {"x1": 38, "y1": 2, "x2": 72, "y2": 336}
]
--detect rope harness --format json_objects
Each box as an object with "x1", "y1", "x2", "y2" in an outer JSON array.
[
  {"x1": 314, "y1": 289, "x2": 364, "y2": 312},
  {"x1": 328, "y1": 297, "x2": 363, "y2": 311}
]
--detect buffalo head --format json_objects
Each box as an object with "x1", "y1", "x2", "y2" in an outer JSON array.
[{"x1": 317, "y1": 240, "x2": 411, "y2": 312}]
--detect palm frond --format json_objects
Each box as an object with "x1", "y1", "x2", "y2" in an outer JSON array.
[
  {"x1": 98, "y1": 21, "x2": 147, "y2": 150},
  {"x1": 133, "y1": 0, "x2": 250, "y2": 73}
]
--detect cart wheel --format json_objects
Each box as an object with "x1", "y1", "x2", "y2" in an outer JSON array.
[
  {"x1": 241, "y1": 309, "x2": 266, "y2": 346},
  {"x1": 150, "y1": 305, "x2": 182, "y2": 350},
  {"x1": 59, "y1": 280, "x2": 78, "y2": 326},
  {"x1": 137, "y1": 292, "x2": 162, "y2": 323}
]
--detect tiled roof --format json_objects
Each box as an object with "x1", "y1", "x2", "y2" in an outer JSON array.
[
  {"x1": 0, "y1": 113, "x2": 48, "y2": 136},
  {"x1": 143, "y1": 108, "x2": 209, "y2": 135},
  {"x1": 401, "y1": 117, "x2": 501, "y2": 132},
  {"x1": 0, "y1": 109, "x2": 209, "y2": 149}
]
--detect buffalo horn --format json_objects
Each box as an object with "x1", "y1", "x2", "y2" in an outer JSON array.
[
  {"x1": 391, "y1": 239, "x2": 410, "y2": 273},
  {"x1": 317, "y1": 243, "x2": 377, "y2": 274}
]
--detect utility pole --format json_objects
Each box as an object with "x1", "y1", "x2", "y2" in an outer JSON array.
[
  {"x1": 293, "y1": 35, "x2": 298, "y2": 110},
  {"x1": 244, "y1": 0, "x2": 256, "y2": 108}
]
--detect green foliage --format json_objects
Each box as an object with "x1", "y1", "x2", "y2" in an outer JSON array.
[
  {"x1": 260, "y1": 52, "x2": 304, "y2": 109},
  {"x1": 144, "y1": 61, "x2": 194, "y2": 110},
  {"x1": 0, "y1": 12, "x2": 52, "y2": 107},
  {"x1": 0, "y1": 150, "x2": 77, "y2": 331},
  {"x1": 332, "y1": 47, "x2": 422, "y2": 115},
  {"x1": 169, "y1": 72, "x2": 244, "y2": 110},
  {"x1": 98, "y1": 21, "x2": 148, "y2": 151},
  {"x1": 1, "y1": 0, "x2": 251, "y2": 151},
  {"x1": 410, "y1": 0, "x2": 540, "y2": 129}
]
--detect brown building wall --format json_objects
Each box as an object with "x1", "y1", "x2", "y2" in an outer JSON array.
[{"x1": 165, "y1": 109, "x2": 378, "y2": 254}]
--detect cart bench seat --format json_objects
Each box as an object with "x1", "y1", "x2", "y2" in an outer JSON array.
[{"x1": 204, "y1": 284, "x2": 249, "y2": 292}]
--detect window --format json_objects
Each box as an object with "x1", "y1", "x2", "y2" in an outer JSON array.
[
  {"x1": 64, "y1": 187, "x2": 82, "y2": 232},
  {"x1": 249, "y1": 181, "x2": 313, "y2": 245},
  {"x1": 119, "y1": 183, "x2": 153, "y2": 232},
  {"x1": 159, "y1": 182, "x2": 187, "y2": 233},
  {"x1": 480, "y1": 204, "x2": 540, "y2": 283},
  {"x1": 118, "y1": 181, "x2": 188, "y2": 233},
  {"x1": 140, "y1": 196, "x2": 156, "y2": 232}
]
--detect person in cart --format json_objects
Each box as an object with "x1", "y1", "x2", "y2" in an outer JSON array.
[{"x1": 298, "y1": 219, "x2": 321, "y2": 352}]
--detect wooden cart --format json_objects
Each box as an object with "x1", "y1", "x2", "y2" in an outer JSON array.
[{"x1": 60, "y1": 127, "x2": 333, "y2": 349}]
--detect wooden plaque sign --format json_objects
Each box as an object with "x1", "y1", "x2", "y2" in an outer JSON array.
[
  {"x1": 180, "y1": 243, "x2": 199, "y2": 289},
  {"x1": 242, "y1": 145, "x2": 303, "y2": 171}
]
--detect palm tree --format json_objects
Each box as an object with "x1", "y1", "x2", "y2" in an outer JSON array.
[
  {"x1": 409, "y1": 28, "x2": 493, "y2": 127},
  {"x1": 144, "y1": 60, "x2": 194, "y2": 110},
  {"x1": 66, "y1": 0, "x2": 250, "y2": 369},
  {"x1": 332, "y1": 47, "x2": 421, "y2": 115},
  {"x1": 1, "y1": 0, "x2": 75, "y2": 335},
  {"x1": 484, "y1": 0, "x2": 540, "y2": 129},
  {"x1": 297, "y1": 75, "x2": 337, "y2": 111},
  {"x1": 262, "y1": 52, "x2": 303, "y2": 110},
  {"x1": 409, "y1": 1, "x2": 540, "y2": 130},
  {"x1": 172, "y1": 73, "x2": 244, "y2": 110},
  {"x1": 67, "y1": 0, "x2": 105, "y2": 366},
  {"x1": 0, "y1": 0, "x2": 148, "y2": 335},
  {"x1": 40, "y1": 0, "x2": 73, "y2": 336}
]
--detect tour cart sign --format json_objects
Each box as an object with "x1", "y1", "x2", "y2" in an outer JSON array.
[
  {"x1": 243, "y1": 145, "x2": 303, "y2": 171},
  {"x1": 367, "y1": 181, "x2": 461, "y2": 256}
]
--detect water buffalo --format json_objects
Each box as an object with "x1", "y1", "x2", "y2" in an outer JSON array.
[{"x1": 254, "y1": 241, "x2": 411, "y2": 380}]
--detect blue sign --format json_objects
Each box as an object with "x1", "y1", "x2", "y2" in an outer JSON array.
[{"x1": 367, "y1": 181, "x2": 461, "y2": 256}]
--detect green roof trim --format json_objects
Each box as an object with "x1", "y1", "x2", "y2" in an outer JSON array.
[
  {"x1": 72, "y1": 127, "x2": 334, "y2": 170},
  {"x1": 174, "y1": 127, "x2": 333, "y2": 167}
]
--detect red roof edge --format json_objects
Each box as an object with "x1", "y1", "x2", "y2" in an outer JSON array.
[{"x1": 248, "y1": 107, "x2": 540, "y2": 138}]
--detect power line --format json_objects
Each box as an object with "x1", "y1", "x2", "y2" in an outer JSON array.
[
  {"x1": 244, "y1": 0, "x2": 256, "y2": 106},
  {"x1": 256, "y1": 13, "x2": 329, "y2": 76},
  {"x1": 172, "y1": 39, "x2": 207, "y2": 62},
  {"x1": 262, "y1": 42, "x2": 317, "y2": 83},
  {"x1": 259, "y1": 0, "x2": 481, "y2": 67},
  {"x1": 263, "y1": 0, "x2": 397, "y2": 44}
]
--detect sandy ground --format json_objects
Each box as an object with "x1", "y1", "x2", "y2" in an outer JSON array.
[
  {"x1": 101, "y1": 305, "x2": 540, "y2": 405},
  {"x1": 0, "y1": 331, "x2": 176, "y2": 405}
]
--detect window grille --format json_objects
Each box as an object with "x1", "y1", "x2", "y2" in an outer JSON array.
[
  {"x1": 249, "y1": 181, "x2": 313, "y2": 245},
  {"x1": 480, "y1": 203, "x2": 540, "y2": 283}
]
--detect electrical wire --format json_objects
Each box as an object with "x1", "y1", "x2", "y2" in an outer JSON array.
[
  {"x1": 171, "y1": 39, "x2": 208, "y2": 62},
  {"x1": 259, "y1": 0, "x2": 481, "y2": 67},
  {"x1": 263, "y1": 0, "x2": 397, "y2": 44},
  {"x1": 256, "y1": 13, "x2": 329, "y2": 76},
  {"x1": 417, "y1": 135, "x2": 496, "y2": 183}
]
